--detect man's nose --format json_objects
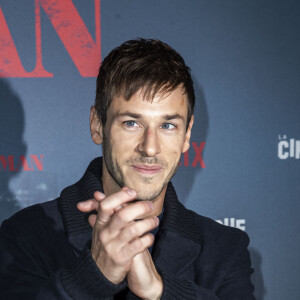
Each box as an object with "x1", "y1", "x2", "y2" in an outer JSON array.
[{"x1": 137, "y1": 127, "x2": 161, "y2": 157}]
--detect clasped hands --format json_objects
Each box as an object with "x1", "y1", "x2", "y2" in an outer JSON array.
[{"x1": 77, "y1": 187, "x2": 163, "y2": 300}]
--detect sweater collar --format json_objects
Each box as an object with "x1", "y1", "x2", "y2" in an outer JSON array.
[
  {"x1": 59, "y1": 158, "x2": 103, "y2": 236},
  {"x1": 59, "y1": 157, "x2": 202, "y2": 244}
]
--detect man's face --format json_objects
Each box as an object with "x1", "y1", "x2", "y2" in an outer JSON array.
[{"x1": 96, "y1": 87, "x2": 193, "y2": 201}]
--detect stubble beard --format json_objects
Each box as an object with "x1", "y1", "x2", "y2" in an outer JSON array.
[{"x1": 102, "y1": 134, "x2": 180, "y2": 201}]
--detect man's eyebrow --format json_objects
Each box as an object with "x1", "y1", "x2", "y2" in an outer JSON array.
[
  {"x1": 115, "y1": 112, "x2": 185, "y2": 121},
  {"x1": 162, "y1": 114, "x2": 185, "y2": 121},
  {"x1": 115, "y1": 112, "x2": 142, "y2": 119}
]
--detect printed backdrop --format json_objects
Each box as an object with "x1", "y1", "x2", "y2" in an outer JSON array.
[{"x1": 1, "y1": 1, "x2": 299, "y2": 299}]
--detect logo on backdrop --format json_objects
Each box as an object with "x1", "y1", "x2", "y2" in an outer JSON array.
[
  {"x1": 0, "y1": 0, "x2": 101, "y2": 77},
  {"x1": 0, "y1": 155, "x2": 44, "y2": 171},
  {"x1": 278, "y1": 135, "x2": 300, "y2": 159},
  {"x1": 179, "y1": 141, "x2": 206, "y2": 168},
  {"x1": 216, "y1": 218, "x2": 246, "y2": 231}
]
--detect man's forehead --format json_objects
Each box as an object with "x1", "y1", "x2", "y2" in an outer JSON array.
[{"x1": 110, "y1": 86, "x2": 188, "y2": 116}]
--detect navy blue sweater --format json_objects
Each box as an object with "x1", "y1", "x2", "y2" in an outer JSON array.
[{"x1": 0, "y1": 158, "x2": 255, "y2": 299}]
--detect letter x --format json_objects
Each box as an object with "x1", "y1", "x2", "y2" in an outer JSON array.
[{"x1": 192, "y1": 142, "x2": 206, "y2": 168}]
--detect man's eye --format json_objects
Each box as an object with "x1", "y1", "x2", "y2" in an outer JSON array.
[
  {"x1": 124, "y1": 120, "x2": 138, "y2": 127},
  {"x1": 161, "y1": 123, "x2": 176, "y2": 130}
]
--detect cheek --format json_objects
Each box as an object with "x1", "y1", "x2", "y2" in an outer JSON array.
[
  {"x1": 109, "y1": 130, "x2": 137, "y2": 157},
  {"x1": 163, "y1": 135, "x2": 185, "y2": 160}
]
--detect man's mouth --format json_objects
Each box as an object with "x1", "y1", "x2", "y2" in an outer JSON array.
[{"x1": 131, "y1": 164, "x2": 162, "y2": 175}]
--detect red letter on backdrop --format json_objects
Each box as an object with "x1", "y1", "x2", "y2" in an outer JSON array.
[
  {"x1": 16, "y1": 156, "x2": 33, "y2": 171},
  {"x1": 40, "y1": 0, "x2": 101, "y2": 77},
  {"x1": 191, "y1": 142, "x2": 206, "y2": 168},
  {"x1": 0, "y1": 156, "x2": 15, "y2": 171},
  {"x1": 0, "y1": 0, "x2": 101, "y2": 77},
  {"x1": 0, "y1": 4, "x2": 53, "y2": 77},
  {"x1": 0, "y1": 6, "x2": 28, "y2": 77},
  {"x1": 30, "y1": 155, "x2": 44, "y2": 171}
]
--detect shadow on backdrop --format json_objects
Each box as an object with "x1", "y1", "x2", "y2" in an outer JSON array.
[
  {"x1": 172, "y1": 77, "x2": 209, "y2": 204},
  {"x1": 0, "y1": 78, "x2": 27, "y2": 224},
  {"x1": 250, "y1": 247, "x2": 265, "y2": 300}
]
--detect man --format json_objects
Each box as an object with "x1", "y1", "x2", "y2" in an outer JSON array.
[{"x1": 0, "y1": 39, "x2": 255, "y2": 299}]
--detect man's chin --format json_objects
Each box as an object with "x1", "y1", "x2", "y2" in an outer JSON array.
[
  {"x1": 123, "y1": 172, "x2": 170, "y2": 200},
  {"x1": 133, "y1": 186, "x2": 166, "y2": 201}
]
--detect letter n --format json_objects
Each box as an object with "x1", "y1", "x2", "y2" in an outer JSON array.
[
  {"x1": 0, "y1": 3, "x2": 52, "y2": 77},
  {"x1": 30, "y1": 155, "x2": 44, "y2": 170},
  {"x1": 40, "y1": 0, "x2": 101, "y2": 77},
  {"x1": 0, "y1": 0, "x2": 101, "y2": 77}
]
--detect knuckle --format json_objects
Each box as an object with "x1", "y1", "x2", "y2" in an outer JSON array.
[
  {"x1": 134, "y1": 238, "x2": 143, "y2": 251},
  {"x1": 105, "y1": 244, "x2": 120, "y2": 262},
  {"x1": 105, "y1": 244, "x2": 113, "y2": 256},
  {"x1": 98, "y1": 201, "x2": 106, "y2": 211},
  {"x1": 112, "y1": 252, "x2": 123, "y2": 265},
  {"x1": 148, "y1": 233, "x2": 155, "y2": 243},
  {"x1": 95, "y1": 216, "x2": 103, "y2": 226},
  {"x1": 128, "y1": 225, "x2": 138, "y2": 238},
  {"x1": 143, "y1": 233, "x2": 153, "y2": 243},
  {"x1": 149, "y1": 218, "x2": 156, "y2": 228},
  {"x1": 98, "y1": 230, "x2": 107, "y2": 242},
  {"x1": 116, "y1": 210, "x2": 127, "y2": 222}
]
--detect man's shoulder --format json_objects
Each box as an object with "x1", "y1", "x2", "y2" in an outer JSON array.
[
  {"x1": 179, "y1": 206, "x2": 250, "y2": 250},
  {"x1": 0, "y1": 198, "x2": 64, "y2": 238},
  {"x1": 164, "y1": 183, "x2": 250, "y2": 251}
]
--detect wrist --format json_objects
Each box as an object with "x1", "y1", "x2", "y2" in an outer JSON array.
[{"x1": 145, "y1": 275, "x2": 163, "y2": 300}]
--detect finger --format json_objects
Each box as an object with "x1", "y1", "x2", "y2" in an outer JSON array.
[
  {"x1": 77, "y1": 199, "x2": 101, "y2": 212},
  {"x1": 95, "y1": 191, "x2": 106, "y2": 201},
  {"x1": 114, "y1": 205, "x2": 123, "y2": 212},
  {"x1": 77, "y1": 191, "x2": 105, "y2": 212},
  {"x1": 96, "y1": 187, "x2": 137, "y2": 224},
  {"x1": 109, "y1": 201, "x2": 154, "y2": 231},
  {"x1": 117, "y1": 216, "x2": 159, "y2": 247},
  {"x1": 122, "y1": 233, "x2": 155, "y2": 261},
  {"x1": 88, "y1": 214, "x2": 97, "y2": 227}
]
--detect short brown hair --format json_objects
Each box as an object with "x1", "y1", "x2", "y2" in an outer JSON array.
[{"x1": 95, "y1": 38, "x2": 195, "y2": 127}]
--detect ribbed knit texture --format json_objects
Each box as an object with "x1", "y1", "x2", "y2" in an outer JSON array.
[
  {"x1": 60, "y1": 158, "x2": 103, "y2": 236},
  {"x1": 61, "y1": 249, "x2": 126, "y2": 299},
  {"x1": 0, "y1": 157, "x2": 255, "y2": 299},
  {"x1": 161, "y1": 271, "x2": 196, "y2": 299}
]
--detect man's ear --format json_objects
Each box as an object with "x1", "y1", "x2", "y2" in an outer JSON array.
[
  {"x1": 182, "y1": 115, "x2": 194, "y2": 153},
  {"x1": 90, "y1": 106, "x2": 103, "y2": 145}
]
